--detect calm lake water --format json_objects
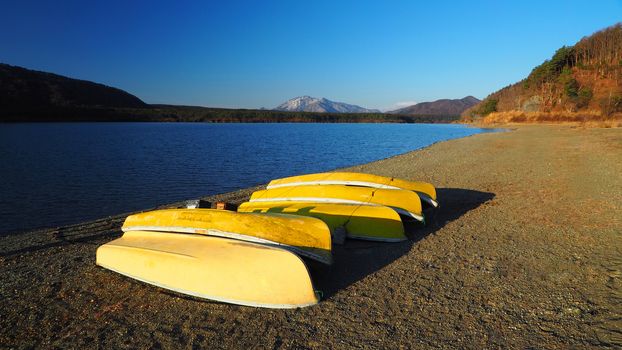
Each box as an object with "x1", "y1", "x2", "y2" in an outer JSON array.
[{"x1": 0, "y1": 123, "x2": 493, "y2": 234}]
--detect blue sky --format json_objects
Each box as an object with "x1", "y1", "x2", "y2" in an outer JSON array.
[{"x1": 1, "y1": 0, "x2": 620, "y2": 110}]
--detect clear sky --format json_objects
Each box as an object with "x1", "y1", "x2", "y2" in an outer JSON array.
[{"x1": 1, "y1": 0, "x2": 620, "y2": 110}]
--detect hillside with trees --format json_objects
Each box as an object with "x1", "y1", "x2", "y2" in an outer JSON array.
[
  {"x1": 463, "y1": 23, "x2": 622, "y2": 123},
  {"x1": 388, "y1": 96, "x2": 480, "y2": 116},
  {"x1": 0, "y1": 64, "x2": 147, "y2": 114}
]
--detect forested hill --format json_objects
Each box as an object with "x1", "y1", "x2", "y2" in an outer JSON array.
[
  {"x1": 0, "y1": 64, "x2": 147, "y2": 113},
  {"x1": 463, "y1": 23, "x2": 622, "y2": 123},
  {"x1": 389, "y1": 96, "x2": 480, "y2": 116}
]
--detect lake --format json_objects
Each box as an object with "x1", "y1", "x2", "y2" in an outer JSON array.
[{"x1": 0, "y1": 123, "x2": 494, "y2": 234}]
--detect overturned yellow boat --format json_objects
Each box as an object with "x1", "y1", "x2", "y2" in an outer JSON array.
[
  {"x1": 268, "y1": 172, "x2": 438, "y2": 208},
  {"x1": 122, "y1": 208, "x2": 332, "y2": 265},
  {"x1": 238, "y1": 201, "x2": 406, "y2": 242},
  {"x1": 96, "y1": 231, "x2": 319, "y2": 308},
  {"x1": 250, "y1": 185, "x2": 424, "y2": 222}
]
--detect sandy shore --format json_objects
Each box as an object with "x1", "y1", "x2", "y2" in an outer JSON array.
[{"x1": 1, "y1": 125, "x2": 621, "y2": 349}]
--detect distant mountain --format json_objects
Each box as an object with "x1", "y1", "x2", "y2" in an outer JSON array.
[
  {"x1": 0, "y1": 64, "x2": 460, "y2": 123},
  {"x1": 275, "y1": 96, "x2": 381, "y2": 113},
  {"x1": 462, "y1": 23, "x2": 622, "y2": 121},
  {"x1": 388, "y1": 96, "x2": 480, "y2": 116},
  {"x1": 0, "y1": 63, "x2": 147, "y2": 112}
]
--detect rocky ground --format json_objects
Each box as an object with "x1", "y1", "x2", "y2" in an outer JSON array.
[{"x1": 1, "y1": 125, "x2": 620, "y2": 349}]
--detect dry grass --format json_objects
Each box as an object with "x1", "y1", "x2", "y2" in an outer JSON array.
[
  {"x1": 578, "y1": 119, "x2": 622, "y2": 128},
  {"x1": 479, "y1": 110, "x2": 622, "y2": 128}
]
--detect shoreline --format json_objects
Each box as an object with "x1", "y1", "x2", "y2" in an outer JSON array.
[{"x1": 1, "y1": 125, "x2": 620, "y2": 348}]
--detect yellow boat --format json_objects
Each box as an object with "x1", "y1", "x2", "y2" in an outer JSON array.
[
  {"x1": 249, "y1": 185, "x2": 424, "y2": 222},
  {"x1": 238, "y1": 201, "x2": 406, "y2": 242},
  {"x1": 96, "y1": 231, "x2": 319, "y2": 308},
  {"x1": 267, "y1": 172, "x2": 438, "y2": 208},
  {"x1": 122, "y1": 209, "x2": 332, "y2": 265}
]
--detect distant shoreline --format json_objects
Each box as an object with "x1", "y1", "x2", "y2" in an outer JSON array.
[{"x1": 0, "y1": 105, "x2": 460, "y2": 123}]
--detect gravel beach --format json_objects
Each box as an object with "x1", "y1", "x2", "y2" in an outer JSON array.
[{"x1": 1, "y1": 125, "x2": 620, "y2": 349}]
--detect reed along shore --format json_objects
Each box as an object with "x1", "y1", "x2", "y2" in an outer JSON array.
[{"x1": 1, "y1": 125, "x2": 621, "y2": 349}]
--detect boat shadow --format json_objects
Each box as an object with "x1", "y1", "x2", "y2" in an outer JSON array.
[{"x1": 312, "y1": 187, "x2": 495, "y2": 298}]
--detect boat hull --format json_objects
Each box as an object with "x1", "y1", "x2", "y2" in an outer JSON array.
[
  {"x1": 96, "y1": 231, "x2": 319, "y2": 308},
  {"x1": 267, "y1": 172, "x2": 438, "y2": 208},
  {"x1": 250, "y1": 185, "x2": 424, "y2": 222},
  {"x1": 238, "y1": 201, "x2": 406, "y2": 242},
  {"x1": 122, "y1": 209, "x2": 332, "y2": 265}
]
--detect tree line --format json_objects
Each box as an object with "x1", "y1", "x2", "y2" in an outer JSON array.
[{"x1": 0, "y1": 104, "x2": 461, "y2": 123}]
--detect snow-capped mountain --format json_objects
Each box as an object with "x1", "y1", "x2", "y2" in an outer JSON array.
[{"x1": 274, "y1": 96, "x2": 380, "y2": 113}]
